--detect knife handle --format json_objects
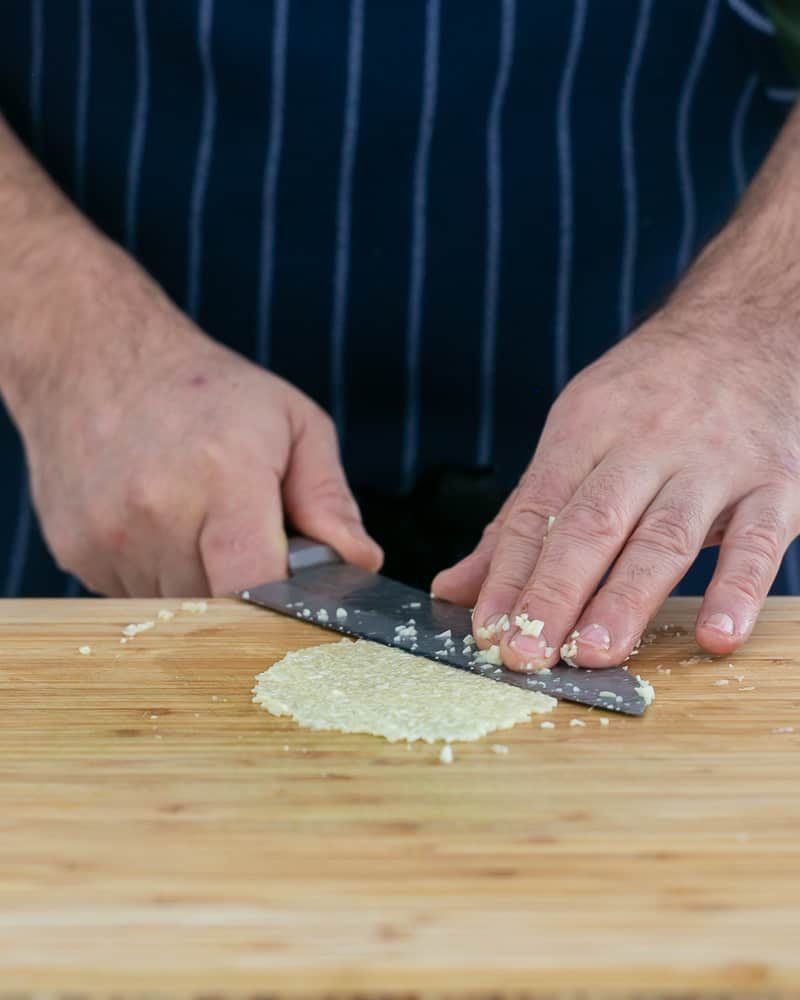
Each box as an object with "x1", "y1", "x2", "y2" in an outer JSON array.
[{"x1": 287, "y1": 536, "x2": 342, "y2": 575}]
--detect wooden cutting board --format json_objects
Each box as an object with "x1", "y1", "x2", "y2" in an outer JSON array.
[{"x1": 1, "y1": 596, "x2": 799, "y2": 994}]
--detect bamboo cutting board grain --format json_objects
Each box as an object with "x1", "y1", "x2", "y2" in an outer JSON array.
[{"x1": 1, "y1": 596, "x2": 799, "y2": 995}]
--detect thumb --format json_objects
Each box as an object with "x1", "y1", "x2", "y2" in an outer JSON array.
[{"x1": 283, "y1": 410, "x2": 383, "y2": 572}]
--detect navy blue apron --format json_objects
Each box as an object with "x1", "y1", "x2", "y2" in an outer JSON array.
[{"x1": 0, "y1": 0, "x2": 796, "y2": 594}]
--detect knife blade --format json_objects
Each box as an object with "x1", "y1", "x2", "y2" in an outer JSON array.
[{"x1": 237, "y1": 537, "x2": 648, "y2": 716}]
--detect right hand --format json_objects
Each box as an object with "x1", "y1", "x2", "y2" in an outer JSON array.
[{"x1": 13, "y1": 245, "x2": 382, "y2": 597}]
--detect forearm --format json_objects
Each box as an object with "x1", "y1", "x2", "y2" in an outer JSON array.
[
  {"x1": 0, "y1": 116, "x2": 99, "y2": 410},
  {"x1": 666, "y1": 102, "x2": 800, "y2": 363},
  {"x1": 0, "y1": 116, "x2": 202, "y2": 430}
]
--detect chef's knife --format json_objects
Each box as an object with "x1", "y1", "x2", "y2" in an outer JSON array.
[{"x1": 236, "y1": 537, "x2": 649, "y2": 716}]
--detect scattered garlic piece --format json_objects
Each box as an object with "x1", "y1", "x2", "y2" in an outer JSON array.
[
  {"x1": 560, "y1": 639, "x2": 578, "y2": 666},
  {"x1": 157, "y1": 609, "x2": 175, "y2": 622},
  {"x1": 122, "y1": 621, "x2": 155, "y2": 638},
  {"x1": 634, "y1": 675, "x2": 655, "y2": 706},
  {"x1": 180, "y1": 601, "x2": 208, "y2": 614},
  {"x1": 439, "y1": 744, "x2": 454, "y2": 764},
  {"x1": 474, "y1": 644, "x2": 503, "y2": 667},
  {"x1": 514, "y1": 613, "x2": 544, "y2": 638},
  {"x1": 78, "y1": 645, "x2": 92, "y2": 655}
]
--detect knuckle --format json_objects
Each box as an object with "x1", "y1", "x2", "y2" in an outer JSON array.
[
  {"x1": 523, "y1": 573, "x2": 583, "y2": 612},
  {"x1": 502, "y1": 508, "x2": 548, "y2": 547},
  {"x1": 85, "y1": 506, "x2": 130, "y2": 556},
  {"x1": 634, "y1": 504, "x2": 699, "y2": 564},
  {"x1": 734, "y1": 510, "x2": 785, "y2": 567},
  {"x1": 552, "y1": 371, "x2": 595, "y2": 415},
  {"x1": 566, "y1": 493, "x2": 626, "y2": 543},
  {"x1": 515, "y1": 466, "x2": 570, "y2": 517},
  {"x1": 303, "y1": 473, "x2": 356, "y2": 519},
  {"x1": 125, "y1": 475, "x2": 164, "y2": 518},
  {"x1": 720, "y1": 563, "x2": 766, "y2": 607},
  {"x1": 480, "y1": 566, "x2": 525, "y2": 605},
  {"x1": 197, "y1": 439, "x2": 230, "y2": 478},
  {"x1": 760, "y1": 444, "x2": 800, "y2": 485},
  {"x1": 310, "y1": 472, "x2": 349, "y2": 503},
  {"x1": 600, "y1": 579, "x2": 648, "y2": 623}
]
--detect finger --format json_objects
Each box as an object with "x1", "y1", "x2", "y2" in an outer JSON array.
[
  {"x1": 47, "y1": 520, "x2": 133, "y2": 598},
  {"x1": 103, "y1": 481, "x2": 176, "y2": 597},
  {"x1": 200, "y1": 473, "x2": 288, "y2": 596},
  {"x1": 157, "y1": 534, "x2": 211, "y2": 598},
  {"x1": 470, "y1": 458, "x2": 588, "y2": 652},
  {"x1": 80, "y1": 565, "x2": 128, "y2": 598},
  {"x1": 570, "y1": 474, "x2": 729, "y2": 667},
  {"x1": 431, "y1": 489, "x2": 519, "y2": 607},
  {"x1": 497, "y1": 454, "x2": 667, "y2": 672},
  {"x1": 113, "y1": 542, "x2": 161, "y2": 597},
  {"x1": 695, "y1": 489, "x2": 794, "y2": 655},
  {"x1": 283, "y1": 412, "x2": 383, "y2": 572}
]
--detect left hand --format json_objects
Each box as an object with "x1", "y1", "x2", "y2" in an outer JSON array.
[{"x1": 432, "y1": 241, "x2": 800, "y2": 670}]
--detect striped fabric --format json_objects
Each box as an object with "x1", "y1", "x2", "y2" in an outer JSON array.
[{"x1": 0, "y1": 0, "x2": 797, "y2": 596}]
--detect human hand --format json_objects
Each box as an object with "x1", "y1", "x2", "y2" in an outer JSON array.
[
  {"x1": 14, "y1": 249, "x2": 381, "y2": 597},
  {"x1": 433, "y1": 253, "x2": 800, "y2": 669}
]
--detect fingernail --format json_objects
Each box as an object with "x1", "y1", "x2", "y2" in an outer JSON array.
[
  {"x1": 476, "y1": 613, "x2": 512, "y2": 641},
  {"x1": 701, "y1": 612, "x2": 734, "y2": 636},
  {"x1": 510, "y1": 632, "x2": 550, "y2": 661},
  {"x1": 578, "y1": 623, "x2": 611, "y2": 651}
]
